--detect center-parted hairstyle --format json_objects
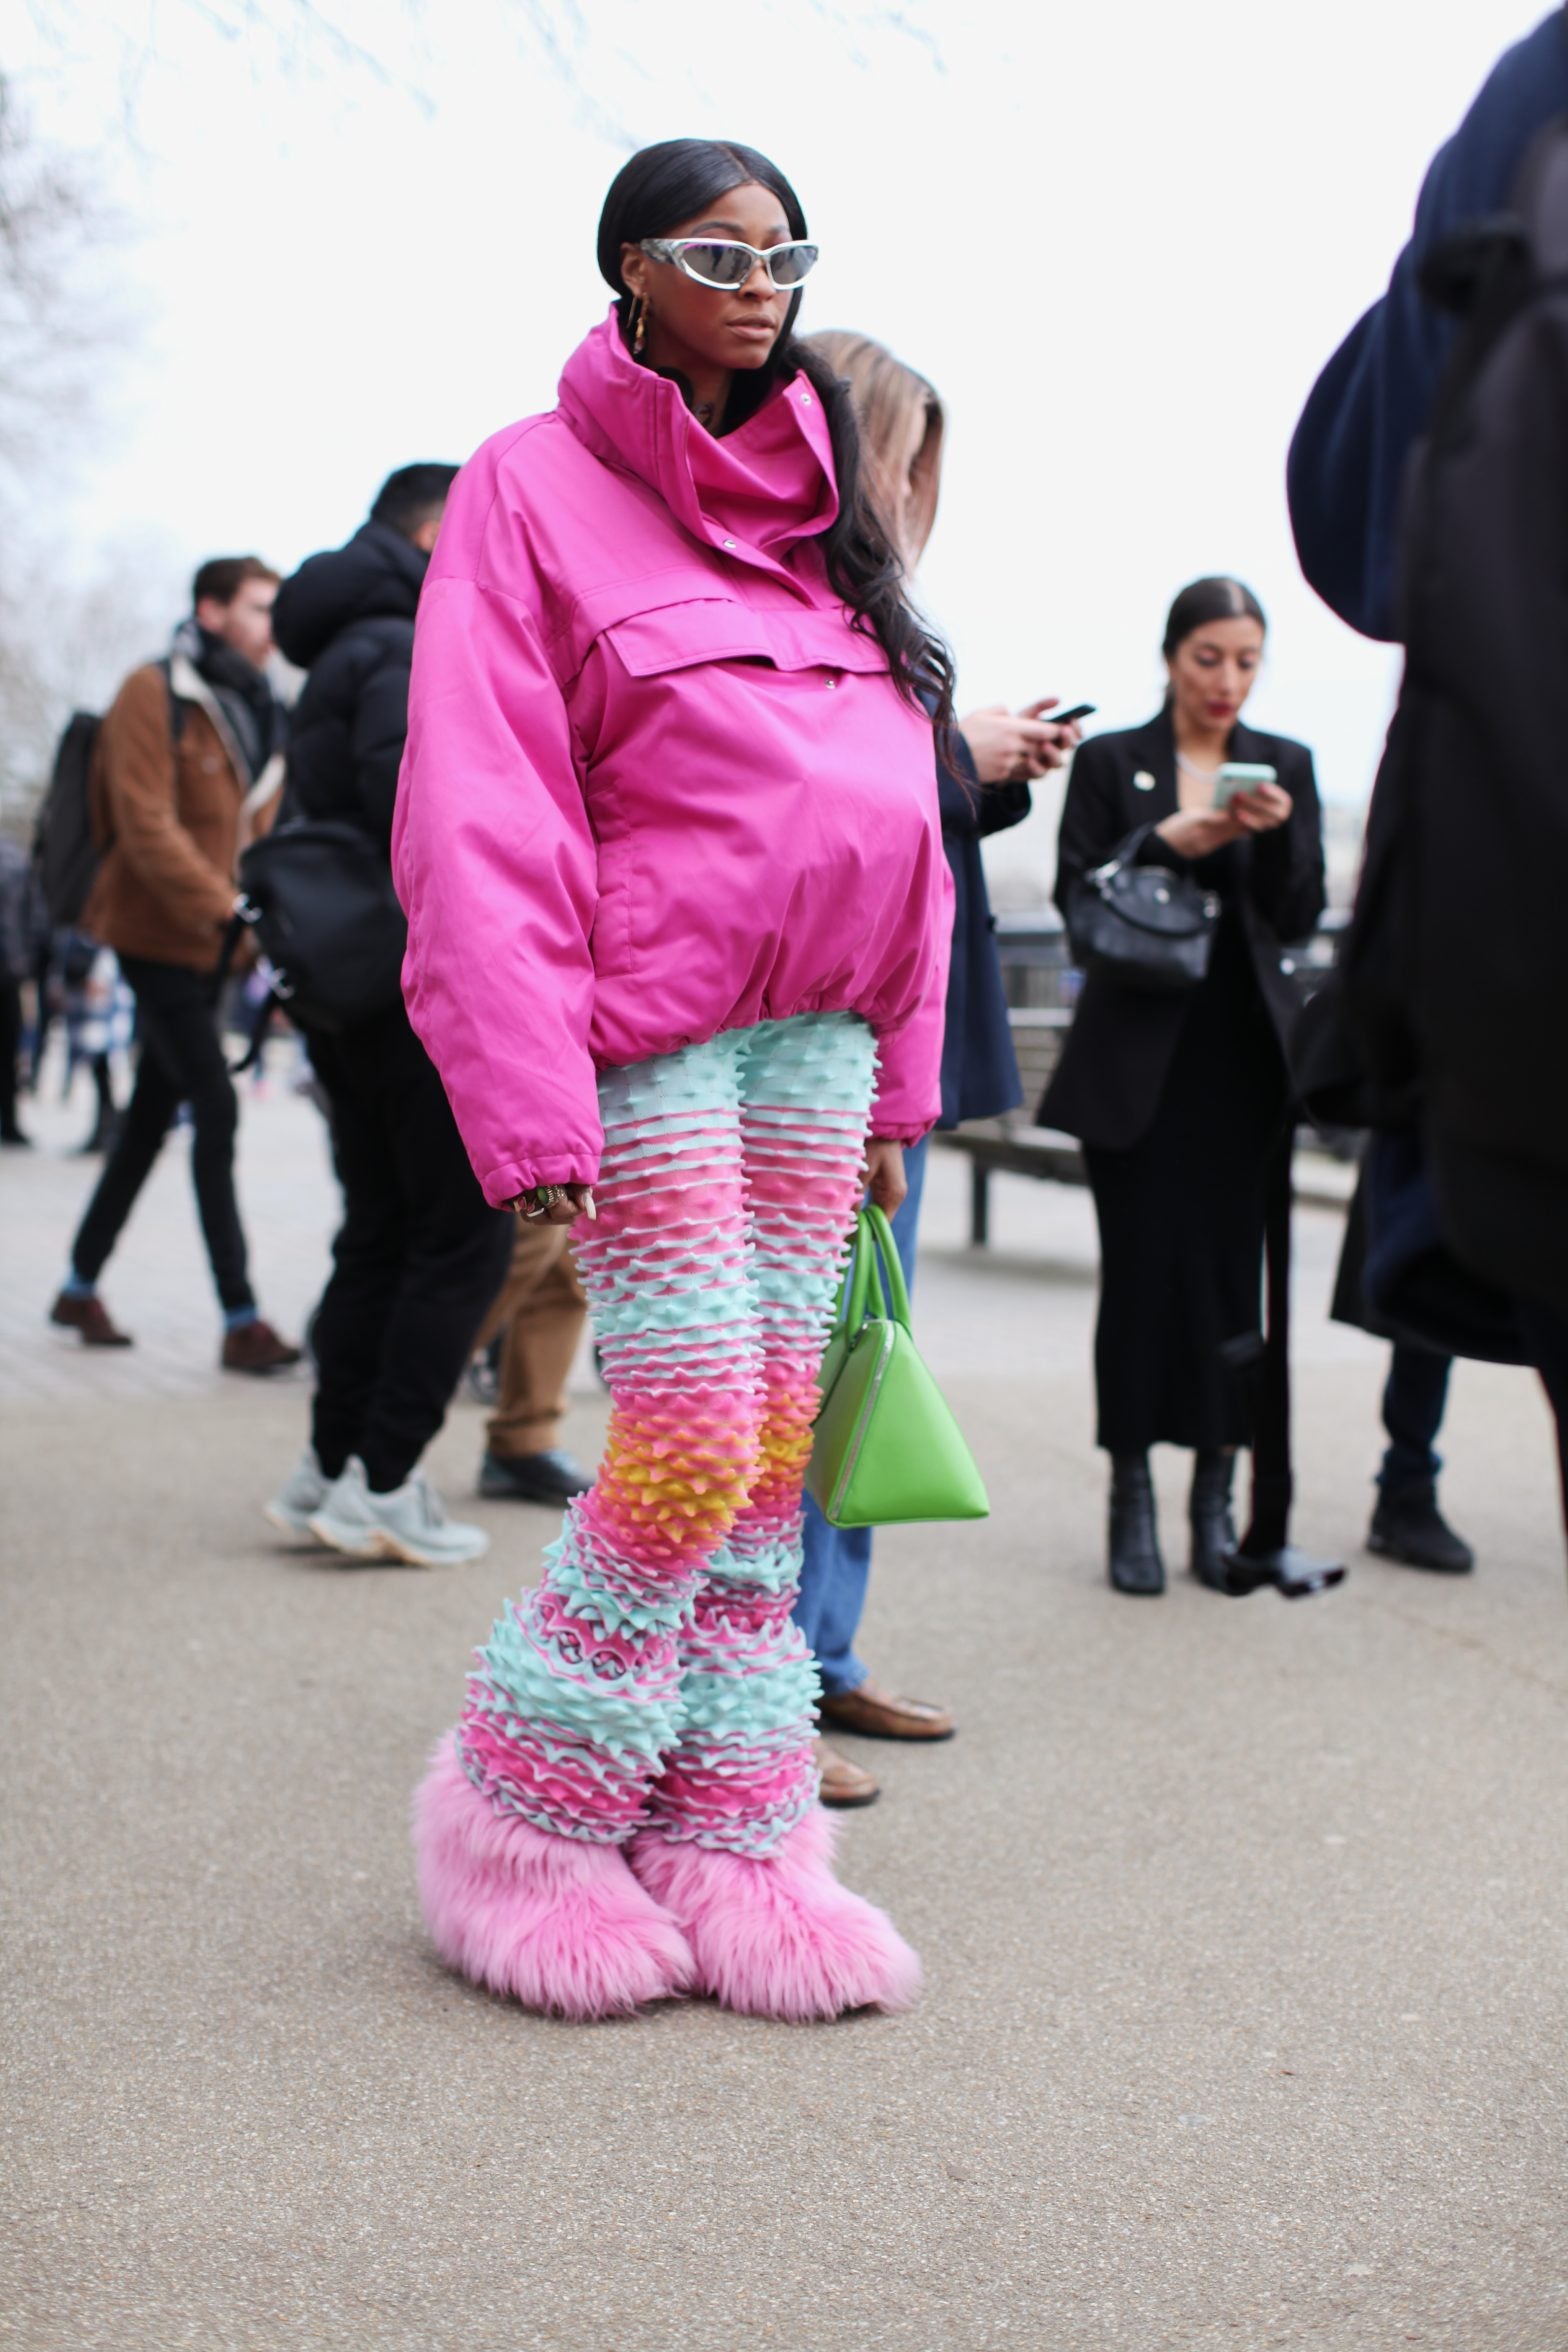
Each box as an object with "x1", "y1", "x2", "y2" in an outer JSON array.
[
  {"x1": 596, "y1": 138, "x2": 955, "y2": 725},
  {"x1": 1162, "y1": 576, "x2": 1267, "y2": 658}
]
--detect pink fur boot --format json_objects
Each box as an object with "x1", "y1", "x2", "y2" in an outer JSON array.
[
  {"x1": 413, "y1": 1737, "x2": 694, "y2": 2019},
  {"x1": 630, "y1": 1805, "x2": 921, "y2": 2021}
]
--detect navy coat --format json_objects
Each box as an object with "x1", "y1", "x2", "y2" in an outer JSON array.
[
  {"x1": 1287, "y1": 12, "x2": 1568, "y2": 641},
  {"x1": 935, "y1": 736, "x2": 1029, "y2": 1128}
]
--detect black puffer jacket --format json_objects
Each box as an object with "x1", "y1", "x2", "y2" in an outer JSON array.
[{"x1": 271, "y1": 521, "x2": 428, "y2": 852}]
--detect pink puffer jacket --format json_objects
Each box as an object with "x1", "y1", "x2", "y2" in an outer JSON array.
[{"x1": 392, "y1": 311, "x2": 951, "y2": 1207}]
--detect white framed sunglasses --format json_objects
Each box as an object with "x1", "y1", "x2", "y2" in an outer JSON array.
[{"x1": 638, "y1": 236, "x2": 820, "y2": 292}]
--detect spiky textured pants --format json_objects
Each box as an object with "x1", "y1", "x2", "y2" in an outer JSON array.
[{"x1": 456, "y1": 1013, "x2": 878, "y2": 1858}]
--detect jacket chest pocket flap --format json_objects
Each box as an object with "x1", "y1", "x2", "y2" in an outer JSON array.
[{"x1": 600, "y1": 595, "x2": 890, "y2": 679}]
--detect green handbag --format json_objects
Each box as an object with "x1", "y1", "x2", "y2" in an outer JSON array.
[{"x1": 806, "y1": 1204, "x2": 990, "y2": 1529}]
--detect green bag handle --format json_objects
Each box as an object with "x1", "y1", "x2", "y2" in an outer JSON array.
[{"x1": 834, "y1": 1204, "x2": 911, "y2": 1338}]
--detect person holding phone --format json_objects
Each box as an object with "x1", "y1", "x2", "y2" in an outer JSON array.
[
  {"x1": 792, "y1": 330, "x2": 1083, "y2": 1806},
  {"x1": 1040, "y1": 578, "x2": 1326, "y2": 1595}
]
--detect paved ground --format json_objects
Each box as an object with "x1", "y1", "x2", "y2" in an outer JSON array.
[{"x1": 3, "y1": 1051, "x2": 1566, "y2": 2352}]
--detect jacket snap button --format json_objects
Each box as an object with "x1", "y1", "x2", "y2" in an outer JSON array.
[
  {"x1": 824, "y1": 676, "x2": 837, "y2": 690},
  {"x1": 722, "y1": 537, "x2": 737, "y2": 550},
  {"x1": 801, "y1": 392, "x2": 812, "y2": 406}
]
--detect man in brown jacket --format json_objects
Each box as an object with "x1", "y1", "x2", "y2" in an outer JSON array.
[{"x1": 49, "y1": 556, "x2": 300, "y2": 1372}]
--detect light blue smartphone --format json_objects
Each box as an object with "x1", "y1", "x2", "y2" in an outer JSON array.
[{"x1": 1212, "y1": 762, "x2": 1277, "y2": 810}]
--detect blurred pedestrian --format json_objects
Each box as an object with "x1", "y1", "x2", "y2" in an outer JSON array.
[
  {"x1": 1041, "y1": 580, "x2": 1326, "y2": 1595},
  {"x1": 57, "y1": 930, "x2": 132, "y2": 1153},
  {"x1": 793, "y1": 329, "x2": 1080, "y2": 1805},
  {"x1": 395, "y1": 138, "x2": 953, "y2": 2020},
  {"x1": 265, "y1": 466, "x2": 510, "y2": 1568},
  {"x1": 0, "y1": 834, "x2": 36, "y2": 1146},
  {"x1": 48, "y1": 559, "x2": 299, "y2": 1368}
]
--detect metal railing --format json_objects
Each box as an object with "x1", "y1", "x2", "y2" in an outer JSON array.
[{"x1": 992, "y1": 907, "x2": 1350, "y2": 1014}]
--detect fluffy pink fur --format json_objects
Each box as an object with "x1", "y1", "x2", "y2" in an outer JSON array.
[
  {"x1": 413, "y1": 1737, "x2": 693, "y2": 2019},
  {"x1": 630, "y1": 1805, "x2": 921, "y2": 2022}
]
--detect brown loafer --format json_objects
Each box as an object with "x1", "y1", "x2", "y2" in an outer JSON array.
[
  {"x1": 819, "y1": 1678, "x2": 956, "y2": 1742},
  {"x1": 220, "y1": 1318, "x2": 303, "y2": 1375},
  {"x1": 815, "y1": 1741, "x2": 880, "y2": 1808},
  {"x1": 49, "y1": 1291, "x2": 133, "y2": 1348}
]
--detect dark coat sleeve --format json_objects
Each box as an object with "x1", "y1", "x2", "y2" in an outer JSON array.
[
  {"x1": 938, "y1": 729, "x2": 1032, "y2": 841},
  {"x1": 1287, "y1": 13, "x2": 1568, "y2": 641},
  {"x1": 1245, "y1": 745, "x2": 1326, "y2": 943}
]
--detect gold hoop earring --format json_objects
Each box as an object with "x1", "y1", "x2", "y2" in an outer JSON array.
[{"x1": 632, "y1": 296, "x2": 648, "y2": 356}]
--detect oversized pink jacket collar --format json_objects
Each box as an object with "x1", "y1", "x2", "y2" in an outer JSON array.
[{"x1": 557, "y1": 310, "x2": 839, "y2": 579}]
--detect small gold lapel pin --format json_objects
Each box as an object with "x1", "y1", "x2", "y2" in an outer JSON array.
[{"x1": 1133, "y1": 769, "x2": 1156, "y2": 791}]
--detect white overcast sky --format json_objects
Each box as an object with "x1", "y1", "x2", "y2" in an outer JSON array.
[{"x1": 6, "y1": 0, "x2": 1552, "y2": 894}]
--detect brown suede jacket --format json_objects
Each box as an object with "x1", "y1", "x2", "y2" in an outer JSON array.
[{"x1": 84, "y1": 659, "x2": 279, "y2": 971}]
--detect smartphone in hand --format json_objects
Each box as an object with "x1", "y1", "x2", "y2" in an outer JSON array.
[{"x1": 1212, "y1": 761, "x2": 1277, "y2": 810}]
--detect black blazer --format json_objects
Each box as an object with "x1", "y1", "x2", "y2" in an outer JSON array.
[{"x1": 1039, "y1": 709, "x2": 1326, "y2": 1150}]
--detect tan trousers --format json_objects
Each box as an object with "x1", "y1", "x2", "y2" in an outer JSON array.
[{"x1": 474, "y1": 1221, "x2": 589, "y2": 1460}]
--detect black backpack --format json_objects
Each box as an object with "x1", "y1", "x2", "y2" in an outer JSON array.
[
  {"x1": 1338, "y1": 119, "x2": 1568, "y2": 1321},
  {"x1": 228, "y1": 817, "x2": 407, "y2": 1034},
  {"x1": 33, "y1": 663, "x2": 184, "y2": 929}
]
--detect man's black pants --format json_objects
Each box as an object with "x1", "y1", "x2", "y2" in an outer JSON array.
[
  {"x1": 305, "y1": 1004, "x2": 513, "y2": 1495},
  {"x1": 0, "y1": 974, "x2": 24, "y2": 1137},
  {"x1": 71, "y1": 953, "x2": 254, "y2": 1313}
]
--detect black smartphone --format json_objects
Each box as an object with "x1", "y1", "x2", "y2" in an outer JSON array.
[{"x1": 1049, "y1": 703, "x2": 1096, "y2": 727}]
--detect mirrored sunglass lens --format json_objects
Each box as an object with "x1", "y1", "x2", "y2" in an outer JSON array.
[
  {"x1": 767, "y1": 243, "x2": 818, "y2": 287},
  {"x1": 676, "y1": 241, "x2": 753, "y2": 287}
]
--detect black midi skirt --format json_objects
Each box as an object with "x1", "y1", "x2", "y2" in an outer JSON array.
[{"x1": 1083, "y1": 916, "x2": 1288, "y2": 1454}]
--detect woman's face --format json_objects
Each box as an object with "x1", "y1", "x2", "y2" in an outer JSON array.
[
  {"x1": 620, "y1": 180, "x2": 795, "y2": 383},
  {"x1": 1165, "y1": 615, "x2": 1265, "y2": 733}
]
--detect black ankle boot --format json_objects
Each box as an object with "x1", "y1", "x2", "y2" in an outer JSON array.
[
  {"x1": 1108, "y1": 1453, "x2": 1164, "y2": 1595},
  {"x1": 1189, "y1": 1449, "x2": 1238, "y2": 1589},
  {"x1": 1368, "y1": 1481, "x2": 1475, "y2": 1573}
]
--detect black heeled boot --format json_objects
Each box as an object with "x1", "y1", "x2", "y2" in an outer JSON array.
[
  {"x1": 1108, "y1": 1453, "x2": 1165, "y2": 1595},
  {"x1": 1189, "y1": 1449, "x2": 1238, "y2": 1590}
]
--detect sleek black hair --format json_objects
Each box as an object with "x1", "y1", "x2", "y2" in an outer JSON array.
[
  {"x1": 370, "y1": 463, "x2": 460, "y2": 539},
  {"x1": 1162, "y1": 575, "x2": 1267, "y2": 659},
  {"x1": 596, "y1": 138, "x2": 955, "y2": 724}
]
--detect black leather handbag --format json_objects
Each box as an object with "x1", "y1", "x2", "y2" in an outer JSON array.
[{"x1": 1068, "y1": 827, "x2": 1220, "y2": 994}]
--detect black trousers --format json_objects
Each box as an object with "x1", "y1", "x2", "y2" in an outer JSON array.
[
  {"x1": 0, "y1": 974, "x2": 23, "y2": 1137},
  {"x1": 70, "y1": 954, "x2": 253, "y2": 1313},
  {"x1": 305, "y1": 1005, "x2": 513, "y2": 1494},
  {"x1": 1379, "y1": 1345, "x2": 1453, "y2": 1492}
]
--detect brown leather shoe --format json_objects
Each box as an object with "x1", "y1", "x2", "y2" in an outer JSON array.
[
  {"x1": 819, "y1": 1678, "x2": 956, "y2": 1742},
  {"x1": 220, "y1": 1318, "x2": 303, "y2": 1375},
  {"x1": 815, "y1": 1740, "x2": 880, "y2": 1808},
  {"x1": 49, "y1": 1291, "x2": 134, "y2": 1347}
]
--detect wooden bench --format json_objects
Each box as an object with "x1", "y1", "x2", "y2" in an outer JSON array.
[{"x1": 933, "y1": 1009, "x2": 1086, "y2": 1245}]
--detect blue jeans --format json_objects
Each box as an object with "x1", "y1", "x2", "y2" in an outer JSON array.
[{"x1": 793, "y1": 1135, "x2": 928, "y2": 1698}]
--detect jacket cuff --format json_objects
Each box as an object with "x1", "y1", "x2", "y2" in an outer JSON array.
[{"x1": 481, "y1": 1153, "x2": 600, "y2": 1210}]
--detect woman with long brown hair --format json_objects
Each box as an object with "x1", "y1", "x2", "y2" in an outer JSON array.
[{"x1": 795, "y1": 331, "x2": 1079, "y2": 1804}]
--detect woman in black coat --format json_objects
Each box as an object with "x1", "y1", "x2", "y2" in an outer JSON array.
[{"x1": 1041, "y1": 578, "x2": 1325, "y2": 1595}]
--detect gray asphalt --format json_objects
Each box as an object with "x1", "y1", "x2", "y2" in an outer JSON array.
[{"x1": 3, "y1": 1076, "x2": 1566, "y2": 2352}]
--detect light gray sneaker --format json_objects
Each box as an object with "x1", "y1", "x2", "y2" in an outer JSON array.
[
  {"x1": 264, "y1": 1444, "x2": 331, "y2": 1543},
  {"x1": 307, "y1": 1457, "x2": 491, "y2": 1568}
]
